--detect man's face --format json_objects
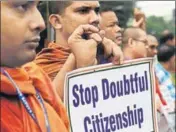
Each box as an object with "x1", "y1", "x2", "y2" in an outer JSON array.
[
  {"x1": 133, "y1": 31, "x2": 148, "y2": 58},
  {"x1": 59, "y1": 1, "x2": 100, "y2": 39},
  {"x1": 1, "y1": 1, "x2": 45, "y2": 67},
  {"x1": 147, "y1": 42, "x2": 158, "y2": 57},
  {"x1": 167, "y1": 37, "x2": 175, "y2": 46},
  {"x1": 99, "y1": 11, "x2": 122, "y2": 46}
]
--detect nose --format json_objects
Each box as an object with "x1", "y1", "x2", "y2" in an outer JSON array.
[
  {"x1": 115, "y1": 25, "x2": 122, "y2": 33},
  {"x1": 154, "y1": 49, "x2": 158, "y2": 55},
  {"x1": 29, "y1": 7, "x2": 46, "y2": 33},
  {"x1": 89, "y1": 10, "x2": 99, "y2": 27}
]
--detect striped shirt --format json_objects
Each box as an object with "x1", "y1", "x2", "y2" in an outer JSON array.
[{"x1": 155, "y1": 63, "x2": 175, "y2": 106}]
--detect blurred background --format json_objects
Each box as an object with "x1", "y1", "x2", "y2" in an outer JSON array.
[{"x1": 37, "y1": 1, "x2": 175, "y2": 52}]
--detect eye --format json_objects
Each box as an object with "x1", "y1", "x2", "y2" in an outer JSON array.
[
  {"x1": 15, "y1": 2, "x2": 34, "y2": 12},
  {"x1": 116, "y1": 22, "x2": 120, "y2": 26},
  {"x1": 150, "y1": 45, "x2": 156, "y2": 49},
  {"x1": 20, "y1": 4, "x2": 29, "y2": 10},
  {"x1": 94, "y1": 7, "x2": 100, "y2": 15},
  {"x1": 108, "y1": 23, "x2": 116, "y2": 27},
  {"x1": 78, "y1": 7, "x2": 90, "y2": 14}
]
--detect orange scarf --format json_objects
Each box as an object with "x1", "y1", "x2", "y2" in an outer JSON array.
[
  {"x1": 0, "y1": 62, "x2": 69, "y2": 132},
  {"x1": 34, "y1": 42, "x2": 71, "y2": 80}
]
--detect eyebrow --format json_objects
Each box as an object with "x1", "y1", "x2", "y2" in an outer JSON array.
[
  {"x1": 76, "y1": 6, "x2": 91, "y2": 10},
  {"x1": 109, "y1": 21, "x2": 119, "y2": 25},
  {"x1": 76, "y1": 5, "x2": 100, "y2": 11},
  {"x1": 11, "y1": 1, "x2": 37, "y2": 6}
]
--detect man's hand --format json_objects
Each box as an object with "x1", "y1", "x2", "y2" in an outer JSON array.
[
  {"x1": 68, "y1": 24, "x2": 104, "y2": 68},
  {"x1": 133, "y1": 8, "x2": 146, "y2": 30},
  {"x1": 102, "y1": 37, "x2": 124, "y2": 65},
  {"x1": 132, "y1": 17, "x2": 146, "y2": 31}
]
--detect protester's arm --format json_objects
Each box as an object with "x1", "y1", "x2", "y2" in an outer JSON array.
[
  {"x1": 133, "y1": 8, "x2": 146, "y2": 30},
  {"x1": 53, "y1": 24, "x2": 102, "y2": 100},
  {"x1": 53, "y1": 53, "x2": 76, "y2": 101}
]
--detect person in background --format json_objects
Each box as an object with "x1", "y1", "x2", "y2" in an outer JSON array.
[
  {"x1": 160, "y1": 30, "x2": 175, "y2": 46},
  {"x1": 147, "y1": 34, "x2": 169, "y2": 109},
  {"x1": 99, "y1": 7, "x2": 122, "y2": 46},
  {"x1": 147, "y1": 34, "x2": 159, "y2": 58},
  {"x1": 122, "y1": 27, "x2": 168, "y2": 115},
  {"x1": 98, "y1": 7, "x2": 123, "y2": 64},
  {"x1": 155, "y1": 44, "x2": 176, "y2": 109},
  {"x1": 122, "y1": 27, "x2": 148, "y2": 60}
]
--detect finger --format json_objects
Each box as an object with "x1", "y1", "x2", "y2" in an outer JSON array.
[
  {"x1": 93, "y1": 59, "x2": 98, "y2": 65},
  {"x1": 103, "y1": 38, "x2": 113, "y2": 56},
  {"x1": 72, "y1": 24, "x2": 99, "y2": 37},
  {"x1": 112, "y1": 55, "x2": 120, "y2": 65},
  {"x1": 89, "y1": 33, "x2": 102, "y2": 44},
  {"x1": 99, "y1": 30, "x2": 105, "y2": 39},
  {"x1": 87, "y1": 39, "x2": 99, "y2": 49},
  {"x1": 114, "y1": 52, "x2": 124, "y2": 65},
  {"x1": 136, "y1": 17, "x2": 144, "y2": 26},
  {"x1": 138, "y1": 17, "x2": 144, "y2": 23},
  {"x1": 133, "y1": 17, "x2": 144, "y2": 27},
  {"x1": 119, "y1": 54, "x2": 124, "y2": 64},
  {"x1": 112, "y1": 45, "x2": 124, "y2": 65}
]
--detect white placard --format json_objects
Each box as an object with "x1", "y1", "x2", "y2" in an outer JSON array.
[{"x1": 65, "y1": 58, "x2": 158, "y2": 132}]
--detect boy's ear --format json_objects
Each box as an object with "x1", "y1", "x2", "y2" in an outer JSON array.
[
  {"x1": 128, "y1": 38, "x2": 135, "y2": 47},
  {"x1": 49, "y1": 14, "x2": 62, "y2": 29}
]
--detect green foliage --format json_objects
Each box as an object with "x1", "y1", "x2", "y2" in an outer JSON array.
[{"x1": 146, "y1": 15, "x2": 175, "y2": 39}]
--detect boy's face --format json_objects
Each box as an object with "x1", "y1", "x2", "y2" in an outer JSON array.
[
  {"x1": 1, "y1": 1, "x2": 45, "y2": 67},
  {"x1": 133, "y1": 30, "x2": 148, "y2": 58},
  {"x1": 99, "y1": 11, "x2": 122, "y2": 46},
  {"x1": 59, "y1": 1, "x2": 100, "y2": 39},
  {"x1": 147, "y1": 41, "x2": 158, "y2": 57}
]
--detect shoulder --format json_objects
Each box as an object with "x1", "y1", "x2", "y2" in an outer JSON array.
[{"x1": 23, "y1": 62, "x2": 48, "y2": 77}]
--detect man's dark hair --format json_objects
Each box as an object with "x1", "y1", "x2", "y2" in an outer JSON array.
[
  {"x1": 159, "y1": 32, "x2": 174, "y2": 44},
  {"x1": 157, "y1": 44, "x2": 175, "y2": 62},
  {"x1": 48, "y1": 1, "x2": 72, "y2": 15},
  {"x1": 99, "y1": 5, "x2": 114, "y2": 14}
]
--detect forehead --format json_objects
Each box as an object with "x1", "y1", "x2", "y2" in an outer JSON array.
[
  {"x1": 2, "y1": 1, "x2": 39, "y2": 6},
  {"x1": 101, "y1": 11, "x2": 118, "y2": 21},
  {"x1": 147, "y1": 36, "x2": 158, "y2": 46},
  {"x1": 68, "y1": 1, "x2": 100, "y2": 9},
  {"x1": 148, "y1": 40, "x2": 158, "y2": 46}
]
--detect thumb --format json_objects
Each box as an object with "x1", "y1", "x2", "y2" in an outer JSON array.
[{"x1": 133, "y1": 17, "x2": 144, "y2": 28}]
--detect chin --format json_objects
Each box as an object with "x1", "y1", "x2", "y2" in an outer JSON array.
[
  {"x1": 115, "y1": 41, "x2": 122, "y2": 46},
  {"x1": 27, "y1": 54, "x2": 36, "y2": 62},
  {"x1": 21, "y1": 52, "x2": 36, "y2": 65}
]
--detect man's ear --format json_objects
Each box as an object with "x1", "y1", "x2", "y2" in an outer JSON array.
[
  {"x1": 128, "y1": 38, "x2": 134, "y2": 47},
  {"x1": 49, "y1": 14, "x2": 62, "y2": 30}
]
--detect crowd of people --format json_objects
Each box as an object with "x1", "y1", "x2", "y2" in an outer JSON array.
[{"x1": 1, "y1": 1, "x2": 175, "y2": 132}]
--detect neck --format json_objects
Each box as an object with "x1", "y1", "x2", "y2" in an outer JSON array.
[
  {"x1": 160, "y1": 62, "x2": 170, "y2": 71},
  {"x1": 55, "y1": 31, "x2": 69, "y2": 48}
]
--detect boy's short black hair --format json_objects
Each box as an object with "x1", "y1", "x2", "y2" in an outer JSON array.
[
  {"x1": 157, "y1": 44, "x2": 175, "y2": 62},
  {"x1": 160, "y1": 32, "x2": 174, "y2": 44}
]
